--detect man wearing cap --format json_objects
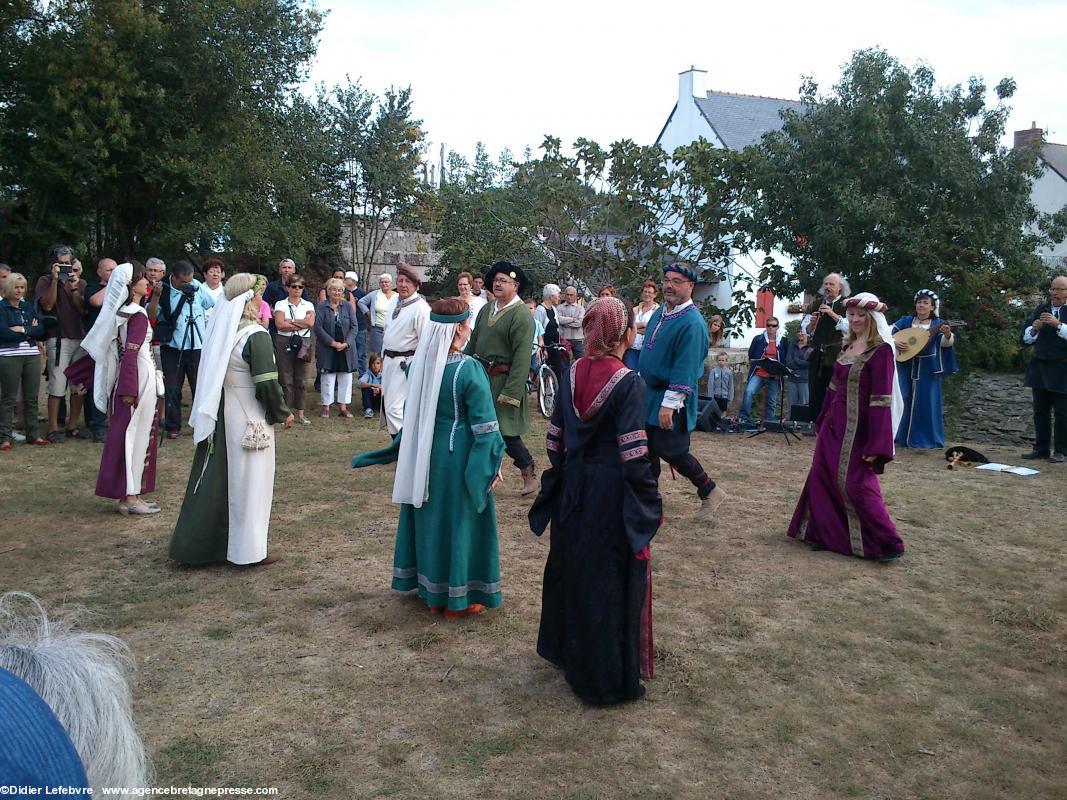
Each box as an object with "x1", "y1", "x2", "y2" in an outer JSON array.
[
  {"x1": 380, "y1": 263, "x2": 430, "y2": 435},
  {"x1": 466, "y1": 260, "x2": 539, "y2": 495},
  {"x1": 638, "y1": 264, "x2": 726, "y2": 519},
  {"x1": 342, "y1": 271, "x2": 368, "y2": 374}
]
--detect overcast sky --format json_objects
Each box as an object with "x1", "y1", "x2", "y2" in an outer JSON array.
[{"x1": 307, "y1": 0, "x2": 1067, "y2": 165}]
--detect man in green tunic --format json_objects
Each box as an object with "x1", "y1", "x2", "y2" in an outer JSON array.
[{"x1": 466, "y1": 261, "x2": 539, "y2": 495}]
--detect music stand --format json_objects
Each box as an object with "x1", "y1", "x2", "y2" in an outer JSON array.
[{"x1": 746, "y1": 358, "x2": 802, "y2": 444}]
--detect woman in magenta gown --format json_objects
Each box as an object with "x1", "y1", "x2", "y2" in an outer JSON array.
[{"x1": 788, "y1": 292, "x2": 905, "y2": 562}]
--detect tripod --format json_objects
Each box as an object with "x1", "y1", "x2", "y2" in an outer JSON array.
[
  {"x1": 746, "y1": 358, "x2": 801, "y2": 444},
  {"x1": 162, "y1": 285, "x2": 201, "y2": 435}
]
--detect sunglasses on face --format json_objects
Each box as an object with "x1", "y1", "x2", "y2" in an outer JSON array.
[
  {"x1": 766, "y1": 323, "x2": 779, "y2": 327},
  {"x1": 288, "y1": 284, "x2": 304, "y2": 289}
]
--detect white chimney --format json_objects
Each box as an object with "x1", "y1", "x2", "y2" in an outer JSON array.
[{"x1": 679, "y1": 66, "x2": 707, "y2": 102}]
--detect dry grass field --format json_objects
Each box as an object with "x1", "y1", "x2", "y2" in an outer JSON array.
[{"x1": 1, "y1": 406, "x2": 1064, "y2": 799}]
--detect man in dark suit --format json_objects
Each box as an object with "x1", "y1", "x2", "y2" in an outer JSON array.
[
  {"x1": 1021, "y1": 275, "x2": 1067, "y2": 463},
  {"x1": 803, "y1": 272, "x2": 850, "y2": 418}
]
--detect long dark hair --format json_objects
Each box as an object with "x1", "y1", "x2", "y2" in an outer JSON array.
[{"x1": 126, "y1": 261, "x2": 146, "y2": 304}]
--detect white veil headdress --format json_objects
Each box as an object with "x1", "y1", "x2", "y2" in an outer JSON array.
[
  {"x1": 845, "y1": 291, "x2": 904, "y2": 437},
  {"x1": 189, "y1": 278, "x2": 258, "y2": 444},
  {"x1": 392, "y1": 306, "x2": 471, "y2": 508},
  {"x1": 80, "y1": 262, "x2": 134, "y2": 412}
]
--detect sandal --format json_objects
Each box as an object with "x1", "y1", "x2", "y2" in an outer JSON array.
[
  {"x1": 338, "y1": 410, "x2": 354, "y2": 419},
  {"x1": 443, "y1": 604, "x2": 486, "y2": 620},
  {"x1": 65, "y1": 428, "x2": 83, "y2": 439},
  {"x1": 320, "y1": 409, "x2": 330, "y2": 419}
]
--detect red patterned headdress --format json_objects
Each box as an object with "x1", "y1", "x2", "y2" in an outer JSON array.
[
  {"x1": 582, "y1": 297, "x2": 631, "y2": 358},
  {"x1": 844, "y1": 293, "x2": 887, "y2": 314}
]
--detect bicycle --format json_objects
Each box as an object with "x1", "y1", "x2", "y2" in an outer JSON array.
[{"x1": 528, "y1": 344, "x2": 566, "y2": 419}]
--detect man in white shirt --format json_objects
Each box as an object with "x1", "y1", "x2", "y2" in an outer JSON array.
[
  {"x1": 380, "y1": 263, "x2": 430, "y2": 435},
  {"x1": 1021, "y1": 275, "x2": 1067, "y2": 463}
]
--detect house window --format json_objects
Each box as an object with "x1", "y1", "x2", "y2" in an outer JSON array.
[{"x1": 755, "y1": 289, "x2": 775, "y2": 327}]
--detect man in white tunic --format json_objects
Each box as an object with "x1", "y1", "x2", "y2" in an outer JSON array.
[{"x1": 381, "y1": 263, "x2": 430, "y2": 435}]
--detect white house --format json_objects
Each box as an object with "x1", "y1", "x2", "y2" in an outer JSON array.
[
  {"x1": 655, "y1": 67, "x2": 809, "y2": 346},
  {"x1": 1015, "y1": 124, "x2": 1067, "y2": 269}
]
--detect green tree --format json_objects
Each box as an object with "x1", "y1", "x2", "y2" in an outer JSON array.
[
  {"x1": 0, "y1": 0, "x2": 329, "y2": 270},
  {"x1": 751, "y1": 48, "x2": 1049, "y2": 330},
  {"x1": 324, "y1": 85, "x2": 426, "y2": 286},
  {"x1": 434, "y1": 136, "x2": 767, "y2": 329}
]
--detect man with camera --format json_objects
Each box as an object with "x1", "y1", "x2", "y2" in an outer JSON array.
[
  {"x1": 81, "y1": 257, "x2": 118, "y2": 443},
  {"x1": 33, "y1": 244, "x2": 87, "y2": 443},
  {"x1": 152, "y1": 260, "x2": 215, "y2": 439}
]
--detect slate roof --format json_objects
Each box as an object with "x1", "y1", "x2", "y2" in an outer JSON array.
[
  {"x1": 693, "y1": 91, "x2": 811, "y2": 151},
  {"x1": 1041, "y1": 142, "x2": 1067, "y2": 183}
]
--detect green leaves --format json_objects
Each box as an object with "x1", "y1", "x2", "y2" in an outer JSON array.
[
  {"x1": 0, "y1": 0, "x2": 328, "y2": 266},
  {"x1": 751, "y1": 48, "x2": 1050, "y2": 333}
]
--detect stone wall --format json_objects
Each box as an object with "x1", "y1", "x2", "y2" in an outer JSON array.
[
  {"x1": 945, "y1": 370, "x2": 1035, "y2": 447},
  {"x1": 338, "y1": 221, "x2": 441, "y2": 282}
]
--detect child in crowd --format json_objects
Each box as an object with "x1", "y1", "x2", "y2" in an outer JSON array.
[
  {"x1": 358, "y1": 353, "x2": 383, "y2": 419},
  {"x1": 707, "y1": 351, "x2": 733, "y2": 413},
  {"x1": 527, "y1": 298, "x2": 545, "y2": 375}
]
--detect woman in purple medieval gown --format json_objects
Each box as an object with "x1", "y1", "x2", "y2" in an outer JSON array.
[
  {"x1": 81, "y1": 262, "x2": 160, "y2": 515},
  {"x1": 787, "y1": 292, "x2": 905, "y2": 562}
]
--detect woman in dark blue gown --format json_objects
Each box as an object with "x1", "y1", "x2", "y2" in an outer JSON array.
[{"x1": 529, "y1": 297, "x2": 662, "y2": 705}]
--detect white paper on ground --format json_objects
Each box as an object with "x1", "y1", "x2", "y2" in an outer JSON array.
[{"x1": 973, "y1": 463, "x2": 1039, "y2": 476}]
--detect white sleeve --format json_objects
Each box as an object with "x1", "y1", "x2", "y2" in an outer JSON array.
[
  {"x1": 1059, "y1": 324, "x2": 1067, "y2": 342},
  {"x1": 1022, "y1": 326, "x2": 1038, "y2": 345},
  {"x1": 661, "y1": 390, "x2": 686, "y2": 410},
  {"x1": 834, "y1": 316, "x2": 849, "y2": 333}
]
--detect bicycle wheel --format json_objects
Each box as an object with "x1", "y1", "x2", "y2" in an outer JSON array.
[{"x1": 537, "y1": 365, "x2": 558, "y2": 418}]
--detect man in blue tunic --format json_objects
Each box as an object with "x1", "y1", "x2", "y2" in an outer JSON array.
[{"x1": 638, "y1": 264, "x2": 726, "y2": 519}]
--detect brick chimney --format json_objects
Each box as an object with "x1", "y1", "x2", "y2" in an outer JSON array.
[{"x1": 1014, "y1": 122, "x2": 1044, "y2": 149}]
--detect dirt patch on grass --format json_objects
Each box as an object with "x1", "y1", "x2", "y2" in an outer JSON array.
[{"x1": 2, "y1": 412, "x2": 1065, "y2": 799}]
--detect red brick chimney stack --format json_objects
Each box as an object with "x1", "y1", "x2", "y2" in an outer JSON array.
[{"x1": 1013, "y1": 122, "x2": 1044, "y2": 149}]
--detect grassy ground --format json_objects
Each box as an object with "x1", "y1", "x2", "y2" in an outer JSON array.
[{"x1": 1, "y1": 404, "x2": 1064, "y2": 799}]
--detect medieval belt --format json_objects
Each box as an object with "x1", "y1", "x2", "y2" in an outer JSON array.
[{"x1": 384, "y1": 349, "x2": 416, "y2": 358}]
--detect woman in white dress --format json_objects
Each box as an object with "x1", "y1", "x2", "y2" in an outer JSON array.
[
  {"x1": 81, "y1": 262, "x2": 160, "y2": 515},
  {"x1": 168, "y1": 273, "x2": 293, "y2": 566}
]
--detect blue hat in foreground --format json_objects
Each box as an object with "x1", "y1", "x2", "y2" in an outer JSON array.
[{"x1": 664, "y1": 263, "x2": 700, "y2": 283}]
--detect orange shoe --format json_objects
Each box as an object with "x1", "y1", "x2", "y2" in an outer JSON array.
[
  {"x1": 428, "y1": 606, "x2": 443, "y2": 615},
  {"x1": 443, "y1": 604, "x2": 485, "y2": 620}
]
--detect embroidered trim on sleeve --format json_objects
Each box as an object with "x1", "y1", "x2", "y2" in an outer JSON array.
[
  {"x1": 470, "y1": 421, "x2": 499, "y2": 435},
  {"x1": 617, "y1": 430, "x2": 646, "y2": 446},
  {"x1": 546, "y1": 438, "x2": 562, "y2": 452},
  {"x1": 124, "y1": 343, "x2": 141, "y2": 350},
  {"x1": 619, "y1": 445, "x2": 648, "y2": 462},
  {"x1": 497, "y1": 394, "x2": 521, "y2": 408},
  {"x1": 252, "y1": 371, "x2": 279, "y2": 384},
  {"x1": 869, "y1": 394, "x2": 892, "y2": 407},
  {"x1": 667, "y1": 383, "x2": 692, "y2": 393},
  {"x1": 547, "y1": 422, "x2": 562, "y2": 437}
]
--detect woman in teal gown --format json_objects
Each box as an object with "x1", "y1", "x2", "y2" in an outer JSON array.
[{"x1": 353, "y1": 297, "x2": 505, "y2": 618}]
